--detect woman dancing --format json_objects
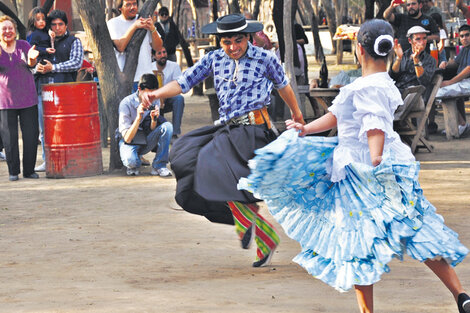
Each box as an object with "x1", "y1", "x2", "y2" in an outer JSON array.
[{"x1": 239, "y1": 19, "x2": 470, "y2": 313}]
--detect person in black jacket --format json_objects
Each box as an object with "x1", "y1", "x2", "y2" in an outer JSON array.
[{"x1": 154, "y1": 7, "x2": 179, "y2": 62}]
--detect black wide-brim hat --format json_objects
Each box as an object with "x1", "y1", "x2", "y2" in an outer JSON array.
[{"x1": 201, "y1": 14, "x2": 263, "y2": 35}]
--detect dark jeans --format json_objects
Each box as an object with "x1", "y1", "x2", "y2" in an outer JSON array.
[{"x1": 0, "y1": 105, "x2": 39, "y2": 176}]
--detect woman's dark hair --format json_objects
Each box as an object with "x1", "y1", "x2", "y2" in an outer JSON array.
[
  {"x1": 138, "y1": 73, "x2": 159, "y2": 90},
  {"x1": 357, "y1": 19, "x2": 394, "y2": 59},
  {"x1": 47, "y1": 10, "x2": 68, "y2": 26},
  {"x1": 27, "y1": 7, "x2": 47, "y2": 31}
]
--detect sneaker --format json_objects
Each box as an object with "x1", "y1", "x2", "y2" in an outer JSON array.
[
  {"x1": 458, "y1": 293, "x2": 470, "y2": 313},
  {"x1": 34, "y1": 162, "x2": 46, "y2": 172},
  {"x1": 140, "y1": 155, "x2": 150, "y2": 166},
  {"x1": 151, "y1": 167, "x2": 172, "y2": 177},
  {"x1": 241, "y1": 224, "x2": 254, "y2": 249},
  {"x1": 126, "y1": 167, "x2": 139, "y2": 176},
  {"x1": 24, "y1": 172, "x2": 39, "y2": 179},
  {"x1": 0, "y1": 151, "x2": 5, "y2": 161},
  {"x1": 459, "y1": 123, "x2": 470, "y2": 137},
  {"x1": 252, "y1": 246, "x2": 277, "y2": 268},
  {"x1": 9, "y1": 175, "x2": 19, "y2": 181}
]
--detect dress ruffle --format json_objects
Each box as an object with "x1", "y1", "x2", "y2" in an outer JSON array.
[{"x1": 238, "y1": 130, "x2": 468, "y2": 292}]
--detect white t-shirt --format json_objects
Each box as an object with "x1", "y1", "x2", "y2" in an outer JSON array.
[
  {"x1": 151, "y1": 60, "x2": 182, "y2": 86},
  {"x1": 107, "y1": 14, "x2": 157, "y2": 82}
]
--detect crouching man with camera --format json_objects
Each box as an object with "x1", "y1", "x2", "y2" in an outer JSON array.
[{"x1": 117, "y1": 74, "x2": 173, "y2": 176}]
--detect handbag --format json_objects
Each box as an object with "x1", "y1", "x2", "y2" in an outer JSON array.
[{"x1": 129, "y1": 129, "x2": 147, "y2": 146}]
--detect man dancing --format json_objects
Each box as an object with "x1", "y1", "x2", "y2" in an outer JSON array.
[{"x1": 142, "y1": 14, "x2": 304, "y2": 267}]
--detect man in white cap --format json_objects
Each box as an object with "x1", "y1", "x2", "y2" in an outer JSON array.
[
  {"x1": 142, "y1": 14, "x2": 304, "y2": 268},
  {"x1": 390, "y1": 25, "x2": 436, "y2": 93}
]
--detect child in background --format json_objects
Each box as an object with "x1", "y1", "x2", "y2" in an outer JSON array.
[
  {"x1": 27, "y1": 7, "x2": 55, "y2": 63},
  {"x1": 27, "y1": 6, "x2": 56, "y2": 173}
]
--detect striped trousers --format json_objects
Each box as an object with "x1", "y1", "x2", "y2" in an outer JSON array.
[{"x1": 227, "y1": 201, "x2": 279, "y2": 261}]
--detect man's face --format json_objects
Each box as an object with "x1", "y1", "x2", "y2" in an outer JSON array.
[
  {"x1": 120, "y1": 0, "x2": 138, "y2": 20},
  {"x1": 409, "y1": 33, "x2": 427, "y2": 52},
  {"x1": 220, "y1": 34, "x2": 249, "y2": 60},
  {"x1": 159, "y1": 11, "x2": 169, "y2": 23},
  {"x1": 422, "y1": 0, "x2": 432, "y2": 10},
  {"x1": 51, "y1": 18, "x2": 67, "y2": 37},
  {"x1": 154, "y1": 48, "x2": 168, "y2": 66},
  {"x1": 459, "y1": 30, "x2": 470, "y2": 47},
  {"x1": 406, "y1": 0, "x2": 421, "y2": 17}
]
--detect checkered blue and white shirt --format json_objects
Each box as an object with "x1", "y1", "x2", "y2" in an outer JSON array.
[
  {"x1": 52, "y1": 35, "x2": 84, "y2": 73},
  {"x1": 177, "y1": 42, "x2": 289, "y2": 122}
]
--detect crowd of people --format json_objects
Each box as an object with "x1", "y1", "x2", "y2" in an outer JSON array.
[{"x1": 2, "y1": 1, "x2": 470, "y2": 312}]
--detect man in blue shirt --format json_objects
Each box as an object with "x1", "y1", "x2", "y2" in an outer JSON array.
[
  {"x1": 142, "y1": 14, "x2": 304, "y2": 267},
  {"x1": 118, "y1": 74, "x2": 173, "y2": 176},
  {"x1": 436, "y1": 24, "x2": 470, "y2": 136}
]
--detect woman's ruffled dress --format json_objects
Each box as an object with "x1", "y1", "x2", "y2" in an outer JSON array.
[{"x1": 238, "y1": 72, "x2": 468, "y2": 292}]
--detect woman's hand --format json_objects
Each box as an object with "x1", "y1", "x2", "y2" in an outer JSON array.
[
  {"x1": 371, "y1": 155, "x2": 383, "y2": 167},
  {"x1": 27, "y1": 45, "x2": 39, "y2": 60},
  {"x1": 286, "y1": 119, "x2": 307, "y2": 136}
]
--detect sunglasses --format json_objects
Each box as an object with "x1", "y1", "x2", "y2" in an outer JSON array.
[
  {"x1": 160, "y1": 13, "x2": 168, "y2": 17},
  {"x1": 460, "y1": 33, "x2": 470, "y2": 38},
  {"x1": 406, "y1": 2, "x2": 418, "y2": 6}
]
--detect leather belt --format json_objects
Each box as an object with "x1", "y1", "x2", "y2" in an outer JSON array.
[{"x1": 228, "y1": 107, "x2": 271, "y2": 129}]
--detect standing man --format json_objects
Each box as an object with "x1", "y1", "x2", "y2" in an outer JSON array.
[
  {"x1": 35, "y1": 9, "x2": 84, "y2": 172},
  {"x1": 390, "y1": 26, "x2": 436, "y2": 93},
  {"x1": 153, "y1": 6, "x2": 179, "y2": 62},
  {"x1": 152, "y1": 47, "x2": 185, "y2": 140},
  {"x1": 384, "y1": 0, "x2": 439, "y2": 52},
  {"x1": 107, "y1": 0, "x2": 163, "y2": 91},
  {"x1": 118, "y1": 74, "x2": 173, "y2": 176},
  {"x1": 142, "y1": 14, "x2": 304, "y2": 267}
]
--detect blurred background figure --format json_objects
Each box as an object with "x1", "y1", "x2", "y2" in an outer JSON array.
[{"x1": 154, "y1": 6, "x2": 179, "y2": 62}]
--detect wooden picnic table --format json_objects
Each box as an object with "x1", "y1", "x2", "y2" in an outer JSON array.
[{"x1": 309, "y1": 87, "x2": 340, "y2": 136}]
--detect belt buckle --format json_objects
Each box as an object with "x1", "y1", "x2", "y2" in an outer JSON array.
[{"x1": 248, "y1": 111, "x2": 256, "y2": 125}]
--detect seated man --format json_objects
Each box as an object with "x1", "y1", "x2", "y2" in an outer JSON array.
[
  {"x1": 151, "y1": 47, "x2": 184, "y2": 140},
  {"x1": 436, "y1": 24, "x2": 470, "y2": 135},
  {"x1": 118, "y1": 74, "x2": 173, "y2": 176},
  {"x1": 390, "y1": 26, "x2": 436, "y2": 93}
]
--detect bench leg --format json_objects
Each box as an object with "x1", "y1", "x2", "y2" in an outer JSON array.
[{"x1": 441, "y1": 100, "x2": 459, "y2": 140}]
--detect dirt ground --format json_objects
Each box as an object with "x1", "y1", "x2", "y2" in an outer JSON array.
[{"x1": 2, "y1": 78, "x2": 470, "y2": 312}]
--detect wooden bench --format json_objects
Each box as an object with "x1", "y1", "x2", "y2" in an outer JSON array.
[{"x1": 435, "y1": 94, "x2": 470, "y2": 140}]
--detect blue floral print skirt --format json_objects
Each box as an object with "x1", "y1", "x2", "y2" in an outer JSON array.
[{"x1": 238, "y1": 130, "x2": 468, "y2": 292}]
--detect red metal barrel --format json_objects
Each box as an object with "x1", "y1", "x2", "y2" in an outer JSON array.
[{"x1": 42, "y1": 81, "x2": 103, "y2": 178}]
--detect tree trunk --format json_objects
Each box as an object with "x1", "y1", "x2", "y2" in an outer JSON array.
[
  {"x1": 0, "y1": 2, "x2": 26, "y2": 39},
  {"x1": 227, "y1": 0, "x2": 240, "y2": 14},
  {"x1": 321, "y1": 0, "x2": 336, "y2": 53},
  {"x1": 283, "y1": 0, "x2": 302, "y2": 115},
  {"x1": 304, "y1": 0, "x2": 324, "y2": 63},
  {"x1": 43, "y1": 0, "x2": 55, "y2": 13},
  {"x1": 252, "y1": 0, "x2": 262, "y2": 19},
  {"x1": 76, "y1": 0, "x2": 160, "y2": 170}
]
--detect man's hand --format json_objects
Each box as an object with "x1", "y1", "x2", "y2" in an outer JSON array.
[
  {"x1": 411, "y1": 39, "x2": 425, "y2": 60},
  {"x1": 291, "y1": 111, "x2": 305, "y2": 125},
  {"x1": 394, "y1": 39, "x2": 403, "y2": 59},
  {"x1": 439, "y1": 61, "x2": 447, "y2": 69},
  {"x1": 140, "y1": 89, "x2": 158, "y2": 107},
  {"x1": 150, "y1": 107, "x2": 160, "y2": 122},
  {"x1": 28, "y1": 45, "x2": 39, "y2": 61},
  {"x1": 46, "y1": 48, "x2": 56, "y2": 54},
  {"x1": 136, "y1": 103, "x2": 147, "y2": 121},
  {"x1": 36, "y1": 59, "x2": 53, "y2": 74},
  {"x1": 389, "y1": 0, "x2": 402, "y2": 9},
  {"x1": 141, "y1": 17, "x2": 155, "y2": 31}
]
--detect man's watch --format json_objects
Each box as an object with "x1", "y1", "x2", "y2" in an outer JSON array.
[{"x1": 414, "y1": 61, "x2": 423, "y2": 67}]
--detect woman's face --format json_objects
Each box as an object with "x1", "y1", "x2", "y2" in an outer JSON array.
[{"x1": 0, "y1": 20, "x2": 17, "y2": 44}]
